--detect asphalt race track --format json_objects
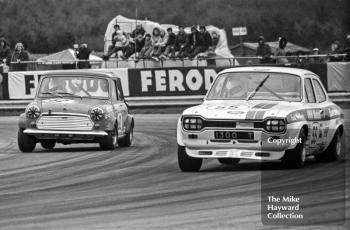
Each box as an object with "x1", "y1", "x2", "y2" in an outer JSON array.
[{"x1": 0, "y1": 111, "x2": 349, "y2": 230}]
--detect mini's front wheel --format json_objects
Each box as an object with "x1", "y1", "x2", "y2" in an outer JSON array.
[
  {"x1": 177, "y1": 145, "x2": 202, "y2": 172},
  {"x1": 18, "y1": 129, "x2": 36, "y2": 153},
  {"x1": 100, "y1": 126, "x2": 117, "y2": 150}
]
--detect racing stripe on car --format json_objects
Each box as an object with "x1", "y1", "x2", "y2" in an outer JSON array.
[
  {"x1": 254, "y1": 110, "x2": 266, "y2": 120},
  {"x1": 245, "y1": 110, "x2": 257, "y2": 120},
  {"x1": 252, "y1": 103, "x2": 267, "y2": 109},
  {"x1": 261, "y1": 103, "x2": 278, "y2": 109}
]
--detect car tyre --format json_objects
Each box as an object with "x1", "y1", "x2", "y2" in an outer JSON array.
[
  {"x1": 18, "y1": 128, "x2": 36, "y2": 153},
  {"x1": 314, "y1": 130, "x2": 341, "y2": 162},
  {"x1": 118, "y1": 122, "x2": 133, "y2": 147},
  {"x1": 218, "y1": 158, "x2": 240, "y2": 166},
  {"x1": 41, "y1": 140, "x2": 56, "y2": 150},
  {"x1": 177, "y1": 145, "x2": 202, "y2": 172},
  {"x1": 100, "y1": 126, "x2": 118, "y2": 150},
  {"x1": 282, "y1": 130, "x2": 306, "y2": 169}
]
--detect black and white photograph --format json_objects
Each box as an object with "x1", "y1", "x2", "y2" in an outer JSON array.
[{"x1": 0, "y1": 0, "x2": 349, "y2": 229}]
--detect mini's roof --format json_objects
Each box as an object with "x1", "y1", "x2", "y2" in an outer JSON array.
[
  {"x1": 43, "y1": 69, "x2": 118, "y2": 78},
  {"x1": 219, "y1": 66, "x2": 315, "y2": 77}
]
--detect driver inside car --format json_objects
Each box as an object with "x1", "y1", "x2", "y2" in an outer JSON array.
[
  {"x1": 222, "y1": 78, "x2": 247, "y2": 98},
  {"x1": 49, "y1": 77, "x2": 67, "y2": 91}
]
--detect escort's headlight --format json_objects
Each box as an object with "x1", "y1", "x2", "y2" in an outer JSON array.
[
  {"x1": 265, "y1": 119, "x2": 285, "y2": 132},
  {"x1": 183, "y1": 117, "x2": 204, "y2": 131},
  {"x1": 26, "y1": 104, "x2": 41, "y2": 119},
  {"x1": 90, "y1": 107, "x2": 104, "y2": 121}
]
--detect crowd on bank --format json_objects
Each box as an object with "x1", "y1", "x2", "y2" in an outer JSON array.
[
  {"x1": 256, "y1": 34, "x2": 350, "y2": 64},
  {"x1": 103, "y1": 24, "x2": 220, "y2": 61}
]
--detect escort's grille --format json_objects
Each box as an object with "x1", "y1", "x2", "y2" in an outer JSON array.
[
  {"x1": 203, "y1": 120, "x2": 236, "y2": 128},
  {"x1": 36, "y1": 114, "x2": 93, "y2": 131}
]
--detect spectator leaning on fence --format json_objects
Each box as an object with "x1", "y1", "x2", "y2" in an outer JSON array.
[
  {"x1": 275, "y1": 37, "x2": 288, "y2": 64},
  {"x1": 152, "y1": 29, "x2": 167, "y2": 61},
  {"x1": 150, "y1": 27, "x2": 162, "y2": 60},
  {"x1": 328, "y1": 40, "x2": 342, "y2": 62},
  {"x1": 256, "y1": 36, "x2": 272, "y2": 64},
  {"x1": 121, "y1": 33, "x2": 135, "y2": 60},
  {"x1": 131, "y1": 24, "x2": 146, "y2": 39},
  {"x1": 105, "y1": 26, "x2": 126, "y2": 60},
  {"x1": 76, "y1": 43, "x2": 91, "y2": 69},
  {"x1": 344, "y1": 34, "x2": 350, "y2": 62},
  {"x1": 138, "y1": 33, "x2": 153, "y2": 59},
  {"x1": 207, "y1": 30, "x2": 220, "y2": 57},
  {"x1": 10, "y1": 42, "x2": 29, "y2": 71},
  {"x1": 0, "y1": 37, "x2": 11, "y2": 65}
]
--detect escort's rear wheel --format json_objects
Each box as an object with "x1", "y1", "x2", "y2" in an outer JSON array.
[
  {"x1": 118, "y1": 122, "x2": 133, "y2": 147},
  {"x1": 41, "y1": 140, "x2": 56, "y2": 150},
  {"x1": 282, "y1": 130, "x2": 306, "y2": 169},
  {"x1": 315, "y1": 131, "x2": 341, "y2": 162},
  {"x1": 218, "y1": 158, "x2": 240, "y2": 166},
  {"x1": 177, "y1": 145, "x2": 202, "y2": 172},
  {"x1": 100, "y1": 126, "x2": 118, "y2": 150},
  {"x1": 18, "y1": 129, "x2": 36, "y2": 153}
]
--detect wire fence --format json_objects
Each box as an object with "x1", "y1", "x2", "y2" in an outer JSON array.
[{"x1": 1, "y1": 54, "x2": 348, "y2": 72}]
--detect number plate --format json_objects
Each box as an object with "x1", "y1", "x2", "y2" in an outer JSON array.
[{"x1": 214, "y1": 131, "x2": 254, "y2": 140}]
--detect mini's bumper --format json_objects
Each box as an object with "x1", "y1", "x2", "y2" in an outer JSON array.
[{"x1": 24, "y1": 128, "x2": 108, "y2": 140}]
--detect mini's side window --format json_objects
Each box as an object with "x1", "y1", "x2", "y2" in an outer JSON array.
[
  {"x1": 304, "y1": 78, "x2": 316, "y2": 103},
  {"x1": 312, "y1": 79, "x2": 327, "y2": 103},
  {"x1": 116, "y1": 79, "x2": 124, "y2": 101},
  {"x1": 110, "y1": 80, "x2": 118, "y2": 103}
]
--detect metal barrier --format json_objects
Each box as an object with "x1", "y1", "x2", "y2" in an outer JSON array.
[{"x1": 5, "y1": 53, "x2": 348, "y2": 71}]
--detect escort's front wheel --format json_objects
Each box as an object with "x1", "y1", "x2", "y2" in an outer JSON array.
[
  {"x1": 177, "y1": 145, "x2": 202, "y2": 172},
  {"x1": 18, "y1": 129, "x2": 36, "y2": 153},
  {"x1": 218, "y1": 158, "x2": 240, "y2": 166},
  {"x1": 315, "y1": 130, "x2": 341, "y2": 162},
  {"x1": 282, "y1": 130, "x2": 306, "y2": 169},
  {"x1": 100, "y1": 126, "x2": 118, "y2": 150},
  {"x1": 41, "y1": 140, "x2": 56, "y2": 150},
  {"x1": 118, "y1": 123, "x2": 133, "y2": 147}
]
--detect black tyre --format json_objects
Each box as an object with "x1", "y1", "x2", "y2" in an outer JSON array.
[
  {"x1": 314, "y1": 130, "x2": 341, "y2": 162},
  {"x1": 282, "y1": 130, "x2": 306, "y2": 169},
  {"x1": 18, "y1": 128, "x2": 36, "y2": 153},
  {"x1": 118, "y1": 123, "x2": 133, "y2": 147},
  {"x1": 41, "y1": 140, "x2": 56, "y2": 150},
  {"x1": 99, "y1": 126, "x2": 117, "y2": 150},
  {"x1": 218, "y1": 158, "x2": 240, "y2": 166},
  {"x1": 177, "y1": 145, "x2": 202, "y2": 172}
]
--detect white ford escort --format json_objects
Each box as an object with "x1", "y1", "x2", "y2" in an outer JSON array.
[{"x1": 177, "y1": 67, "x2": 344, "y2": 171}]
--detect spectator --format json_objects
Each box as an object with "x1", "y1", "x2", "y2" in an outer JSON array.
[
  {"x1": 208, "y1": 31, "x2": 220, "y2": 57},
  {"x1": 10, "y1": 42, "x2": 29, "y2": 71},
  {"x1": 152, "y1": 29, "x2": 167, "y2": 61},
  {"x1": 138, "y1": 33, "x2": 153, "y2": 59},
  {"x1": 189, "y1": 25, "x2": 212, "y2": 59},
  {"x1": 160, "y1": 27, "x2": 176, "y2": 59},
  {"x1": 275, "y1": 37, "x2": 288, "y2": 64},
  {"x1": 121, "y1": 33, "x2": 135, "y2": 60},
  {"x1": 328, "y1": 40, "x2": 342, "y2": 62},
  {"x1": 134, "y1": 34, "x2": 146, "y2": 58},
  {"x1": 310, "y1": 48, "x2": 324, "y2": 63},
  {"x1": 76, "y1": 43, "x2": 91, "y2": 69},
  {"x1": 173, "y1": 25, "x2": 187, "y2": 59},
  {"x1": 131, "y1": 24, "x2": 146, "y2": 38},
  {"x1": 105, "y1": 29, "x2": 126, "y2": 60},
  {"x1": 343, "y1": 34, "x2": 350, "y2": 62},
  {"x1": 182, "y1": 26, "x2": 199, "y2": 59},
  {"x1": 256, "y1": 36, "x2": 272, "y2": 64},
  {"x1": 150, "y1": 27, "x2": 161, "y2": 60},
  {"x1": 0, "y1": 37, "x2": 11, "y2": 65}
]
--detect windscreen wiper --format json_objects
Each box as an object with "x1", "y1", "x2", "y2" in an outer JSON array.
[
  {"x1": 41, "y1": 91, "x2": 63, "y2": 98},
  {"x1": 246, "y1": 74, "x2": 270, "y2": 101}
]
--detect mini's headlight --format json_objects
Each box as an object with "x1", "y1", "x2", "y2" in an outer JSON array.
[
  {"x1": 90, "y1": 107, "x2": 104, "y2": 121},
  {"x1": 26, "y1": 105, "x2": 41, "y2": 119},
  {"x1": 183, "y1": 117, "x2": 204, "y2": 131},
  {"x1": 265, "y1": 119, "x2": 285, "y2": 132}
]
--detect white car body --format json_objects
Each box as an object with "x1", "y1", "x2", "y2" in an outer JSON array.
[{"x1": 177, "y1": 67, "x2": 344, "y2": 169}]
